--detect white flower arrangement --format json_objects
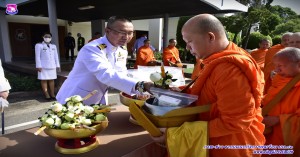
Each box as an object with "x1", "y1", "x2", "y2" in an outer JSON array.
[
  {"x1": 38, "y1": 95, "x2": 109, "y2": 130},
  {"x1": 150, "y1": 71, "x2": 177, "y2": 89}
]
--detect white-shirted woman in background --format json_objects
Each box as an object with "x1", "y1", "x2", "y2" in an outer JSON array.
[{"x1": 35, "y1": 32, "x2": 60, "y2": 100}]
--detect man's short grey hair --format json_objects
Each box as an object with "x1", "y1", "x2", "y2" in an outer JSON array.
[
  {"x1": 274, "y1": 47, "x2": 300, "y2": 62},
  {"x1": 107, "y1": 16, "x2": 132, "y2": 28}
]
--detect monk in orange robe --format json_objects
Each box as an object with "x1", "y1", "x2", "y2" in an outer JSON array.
[
  {"x1": 262, "y1": 47, "x2": 300, "y2": 157},
  {"x1": 288, "y1": 32, "x2": 300, "y2": 48},
  {"x1": 263, "y1": 32, "x2": 293, "y2": 94},
  {"x1": 162, "y1": 39, "x2": 182, "y2": 67},
  {"x1": 134, "y1": 39, "x2": 156, "y2": 69},
  {"x1": 250, "y1": 39, "x2": 270, "y2": 70},
  {"x1": 151, "y1": 14, "x2": 265, "y2": 157}
]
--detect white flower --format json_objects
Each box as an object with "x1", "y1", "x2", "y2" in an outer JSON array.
[
  {"x1": 166, "y1": 73, "x2": 173, "y2": 78},
  {"x1": 60, "y1": 123, "x2": 70, "y2": 129},
  {"x1": 51, "y1": 102, "x2": 63, "y2": 112},
  {"x1": 92, "y1": 104, "x2": 100, "y2": 110},
  {"x1": 40, "y1": 114, "x2": 48, "y2": 122},
  {"x1": 71, "y1": 95, "x2": 83, "y2": 102},
  {"x1": 82, "y1": 119, "x2": 92, "y2": 125},
  {"x1": 95, "y1": 114, "x2": 106, "y2": 121},
  {"x1": 150, "y1": 72, "x2": 162, "y2": 82},
  {"x1": 43, "y1": 117, "x2": 54, "y2": 126},
  {"x1": 54, "y1": 117, "x2": 62, "y2": 126},
  {"x1": 67, "y1": 101, "x2": 74, "y2": 107},
  {"x1": 65, "y1": 97, "x2": 71, "y2": 102},
  {"x1": 84, "y1": 106, "x2": 94, "y2": 114},
  {"x1": 65, "y1": 112, "x2": 75, "y2": 121},
  {"x1": 156, "y1": 79, "x2": 163, "y2": 86},
  {"x1": 165, "y1": 79, "x2": 173, "y2": 85}
]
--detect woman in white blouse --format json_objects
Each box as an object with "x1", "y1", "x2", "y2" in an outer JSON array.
[{"x1": 35, "y1": 32, "x2": 60, "y2": 100}]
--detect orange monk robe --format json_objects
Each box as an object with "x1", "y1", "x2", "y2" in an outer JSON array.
[
  {"x1": 167, "y1": 42, "x2": 265, "y2": 157},
  {"x1": 134, "y1": 45, "x2": 155, "y2": 69},
  {"x1": 191, "y1": 58, "x2": 202, "y2": 80},
  {"x1": 162, "y1": 46, "x2": 180, "y2": 66},
  {"x1": 263, "y1": 44, "x2": 285, "y2": 94},
  {"x1": 262, "y1": 75, "x2": 300, "y2": 156},
  {"x1": 250, "y1": 49, "x2": 268, "y2": 70}
]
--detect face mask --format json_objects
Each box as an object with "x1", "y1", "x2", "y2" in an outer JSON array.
[{"x1": 43, "y1": 37, "x2": 51, "y2": 43}]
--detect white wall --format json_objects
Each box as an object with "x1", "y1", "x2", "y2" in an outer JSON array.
[{"x1": 166, "y1": 17, "x2": 179, "y2": 41}]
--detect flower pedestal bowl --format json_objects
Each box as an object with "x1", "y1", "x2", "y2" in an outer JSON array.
[
  {"x1": 44, "y1": 121, "x2": 108, "y2": 154},
  {"x1": 119, "y1": 92, "x2": 147, "y2": 125}
]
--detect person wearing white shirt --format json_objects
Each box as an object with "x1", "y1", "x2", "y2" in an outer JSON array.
[
  {"x1": 35, "y1": 32, "x2": 60, "y2": 100},
  {"x1": 56, "y1": 16, "x2": 153, "y2": 105},
  {"x1": 0, "y1": 59, "x2": 11, "y2": 100}
]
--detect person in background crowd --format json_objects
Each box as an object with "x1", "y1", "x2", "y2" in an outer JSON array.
[
  {"x1": 0, "y1": 59, "x2": 11, "y2": 100},
  {"x1": 250, "y1": 39, "x2": 271, "y2": 70},
  {"x1": 134, "y1": 39, "x2": 157, "y2": 68},
  {"x1": 77, "y1": 33, "x2": 85, "y2": 51},
  {"x1": 64, "y1": 32, "x2": 75, "y2": 60},
  {"x1": 288, "y1": 32, "x2": 300, "y2": 48},
  {"x1": 262, "y1": 47, "x2": 300, "y2": 157},
  {"x1": 35, "y1": 32, "x2": 60, "y2": 100},
  {"x1": 132, "y1": 34, "x2": 156, "y2": 55},
  {"x1": 162, "y1": 39, "x2": 182, "y2": 67},
  {"x1": 263, "y1": 32, "x2": 293, "y2": 94},
  {"x1": 88, "y1": 32, "x2": 101, "y2": 43}
]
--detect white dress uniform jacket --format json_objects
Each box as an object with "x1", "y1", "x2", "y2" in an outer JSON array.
[
  {"x1": 56, "y1": 36, "x2": 138, "y2": 105},
  {"x1": 35, "y1": 42, "x2": 60, "y2": 69},
  {"x1": 0, "y1": 59, "x2": 11, "y2": 92}
]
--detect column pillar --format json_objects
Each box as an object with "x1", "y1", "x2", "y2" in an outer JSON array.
[{"x1": 0, "y1": 10, "x2": 12, "y2": 62}]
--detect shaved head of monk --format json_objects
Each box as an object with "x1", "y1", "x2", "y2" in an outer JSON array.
[
  {"x1": 181, "y1": 14, "x2": 229, "y2": 59},
  {"x1": 273, "y1": 47, "x2": 300, "y2": 77},
  {"x1": 288, "y1": 32, "x2": 300, "y2": 48},
  {"x1": 259, "y1": 39, "x2": 271, "y2": 50},
  {"x1": 281, "y1": 32, "x2": 293, "y2": 47}
]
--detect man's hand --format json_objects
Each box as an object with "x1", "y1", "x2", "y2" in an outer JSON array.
[
  {"x1": 0, "y1": 91, "x2": 9, "y2": 100},
  {"x1": 143, "y1": 82, "x2": 154, "y2": 94},
  {"x1": 150, "y1": 128, "x2": 167, "y2": 145},
  {"x1": 263, "y1": 116, "x2": 279, "y2": 127}
]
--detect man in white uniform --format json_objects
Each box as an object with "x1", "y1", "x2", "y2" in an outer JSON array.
[
  {"x1": 0, "y1": 59, "x2": 10, "y2": 100},
  {"x1": 57, "y1": 16, "x2": 152, "y2": 105}
]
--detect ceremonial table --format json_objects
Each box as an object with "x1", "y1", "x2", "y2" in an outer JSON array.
[{"x1": 0, "y1": 104, "x2": 153, "y2": 157}]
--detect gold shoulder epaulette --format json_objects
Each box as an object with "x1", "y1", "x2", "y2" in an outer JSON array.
[{"x1": 97, "y1": 44, "x2": 107, "y2": 50}]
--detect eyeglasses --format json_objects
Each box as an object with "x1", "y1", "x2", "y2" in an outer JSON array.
[{"x1": 107, "y1": 27, "x2": 134, "y2": 37}]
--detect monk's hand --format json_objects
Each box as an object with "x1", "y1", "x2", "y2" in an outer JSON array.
[
  {"x1": 150, "y1": 128, "x2": 166, "y2": 147},
  {"x1": 169, "y1": 86, "x2": 181, "y2": 92},
  {"x1": 263, "y1": 116, "x2": 279, "y2": 127}
]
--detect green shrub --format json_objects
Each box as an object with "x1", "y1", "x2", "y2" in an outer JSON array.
[
  {"x1": 242, "y1": 32, "x2": 273, "y2": 49},
  {"x1": 4, "y1": 70, "x2": 40, "y2": 92},
  {"x1": 154, "y1": 52, "x2": 162, "y2": 60},
  {"x1": 272, "y1": 35, "x2": 281, "y2": 45}
]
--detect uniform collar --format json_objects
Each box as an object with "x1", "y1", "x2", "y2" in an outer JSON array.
[{"x1": 101, "y1": 35, "x2": 118, "y2": 53}]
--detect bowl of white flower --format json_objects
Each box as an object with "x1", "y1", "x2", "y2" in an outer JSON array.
[
  {"x1": 35, "y1": 95, "x2": 110, "y2": 154},
  {"x1": 150, "y1": 71, "x2": 177, "y2": 89}
]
